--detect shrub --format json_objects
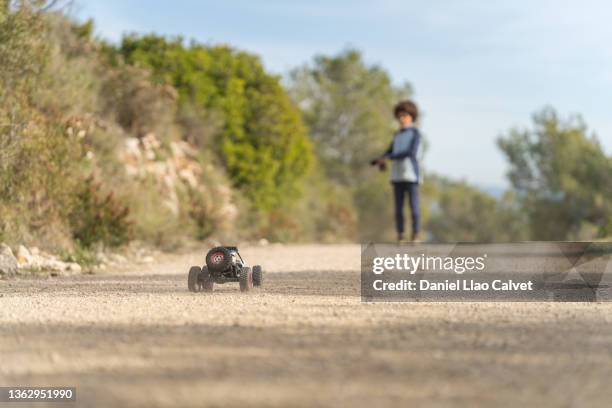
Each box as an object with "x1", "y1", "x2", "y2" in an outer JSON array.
[
  {"x1": 69, "y1": 178, "x2": 132, "y2": 248},
  {"x1": 60, "y1": 242, "x2": 97, "y2": 270},
  {"x1": 116, "y1": 35, "x2": 313, "y2": 211}
]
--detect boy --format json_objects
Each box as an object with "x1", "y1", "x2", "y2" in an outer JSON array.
[{"x1": 371, "y1": 100, "x2": 421, "y2": 242}]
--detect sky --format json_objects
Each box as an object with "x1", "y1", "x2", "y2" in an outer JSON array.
[{"x1": 73, "y1": 0, "x2": 612, "y2": 189}]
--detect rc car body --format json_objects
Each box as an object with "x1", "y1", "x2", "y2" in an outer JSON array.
[{"x1": 188, "y1": 246, "x2": 263, "y2": 292}]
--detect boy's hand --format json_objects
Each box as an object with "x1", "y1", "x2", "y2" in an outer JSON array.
[{"x1": 369, "y1": 158, "x2": 387, "y2": 171}]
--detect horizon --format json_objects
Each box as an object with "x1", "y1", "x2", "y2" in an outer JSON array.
[{"x1": 73, "y1": 0, "x2": 612, "y2": 190}]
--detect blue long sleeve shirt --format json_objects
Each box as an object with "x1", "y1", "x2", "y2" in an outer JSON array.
[{"x1": 383, "y1": 126, "x2": 421, "y2": 183}]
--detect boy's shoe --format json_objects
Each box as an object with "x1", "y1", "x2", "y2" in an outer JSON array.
[
  {"x1": 397, "y1": 233, "x2": 414, "y2": 245},
  {"x1": 411, "y1": 232, "x2": 423, "y2": 243}
]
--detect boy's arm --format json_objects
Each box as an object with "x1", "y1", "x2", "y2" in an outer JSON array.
[
  {"x1": 382, "y1": 141, "x2": 393, "y2": 157},
  {"x1": 370, "y1": 141, "x2": 394, "y2": 165},
  {"x1": 386, "y1": 130, "x2": 420, "y2": 160}
]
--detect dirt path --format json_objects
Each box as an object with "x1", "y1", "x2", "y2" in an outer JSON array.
[{"x1": 1, "y1": 244, "x2": 612, "y2": 407}]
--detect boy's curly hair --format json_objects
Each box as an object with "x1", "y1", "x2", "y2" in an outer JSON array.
[{"x1": 394, "y1": 100, "x2": 419, "y2": 122}]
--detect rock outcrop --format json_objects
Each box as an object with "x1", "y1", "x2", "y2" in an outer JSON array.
[
  {"x1": 1, "y1": 243, "x2": 81, "y2": 275},
  {"x1": 119, "y1": 132, "x2": 237, "y2": 227},
  {"x1": 0, "y1": 244, "x2": 18, "y2": 276}
]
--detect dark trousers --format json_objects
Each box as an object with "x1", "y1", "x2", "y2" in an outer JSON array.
[{"x1": 392, "y1": 182, "x2": 420, "y2": 236}]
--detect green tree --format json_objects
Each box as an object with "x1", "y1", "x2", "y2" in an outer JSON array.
[
  {"x1": 116, "y1": 35, "x2": 312, "y2": 211},
  {"x1": 426, "y1": 176, "x2": 528, "y2": 242},
  {"x1": 290, "y1": 49, "x2": 412, "y2": 185},
  {"x1": 498, "y1": 107, "x2": 612, "y2": 240}
]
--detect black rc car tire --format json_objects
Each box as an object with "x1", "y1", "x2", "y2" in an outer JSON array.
[
  {"x1": 188, "y1": 266, "x2": 202, "y2": 292},
  {"x1": 206, "y1": 246, "x2": 232, "y2": 272},
  {"x1": 239, "y1": 266, "x2": 253, "y2": 292},
  {"x1": 200, "y1": 266, "x2": 214, "y2": 292},
  {"x1": 253, "y1": 265, "x2": 263, "y2": 287}
]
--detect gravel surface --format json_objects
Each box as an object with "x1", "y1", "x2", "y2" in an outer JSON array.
[{"x1": 1, "y1": 244, "x2": 612, "y2": 407}]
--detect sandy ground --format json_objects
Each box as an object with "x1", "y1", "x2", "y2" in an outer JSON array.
[{"x1": 1, "y1": 244, "x2": 612, "y2": 408}]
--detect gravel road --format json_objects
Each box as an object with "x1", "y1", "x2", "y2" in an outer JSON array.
[{"x1": 1, "y1": 244, "x2": 612, "y2": 407}]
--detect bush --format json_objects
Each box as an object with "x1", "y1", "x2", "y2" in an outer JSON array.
[
  {"x1": 425, "y1": 176, "x2": 528, "y2": 243},
  {"x1": 69, "y1": 178, "x2": 132, "y2": 248},
  {"x1": 116, "y1": 35, "x2": 313, "y2": 211},
  {"x1": 60, "y1": 242, "x2": 97, "y2": 270}
]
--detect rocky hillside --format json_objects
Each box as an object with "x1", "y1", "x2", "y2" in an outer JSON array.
[
  {"x1": 119, "y1": 133, "x2": 237, "y2": 227},
  {"x1": 0, "y1": 8, "x2": 256, "y2": 272}
]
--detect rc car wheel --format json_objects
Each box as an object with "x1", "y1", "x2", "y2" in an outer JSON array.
[
  {"x1": 253, "y1": 265, "x2": 263, "y2": 287},
  {"x1": 188, "y1": 266, "x2": 202, "y2": 292},
  {"x1": 206, "y1": 246, "x2": 232, "y2": 272},
  {"x1": 239, "y1": 266, "x2": 253, "y2": 292},
  {"x1": 200, "y1": 266, "x2": 214, "y2": 292}
]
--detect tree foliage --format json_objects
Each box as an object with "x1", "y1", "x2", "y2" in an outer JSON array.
[
  {"x1": 426, "y1": 176, "x2": 528, "y2": 242},
  {"x1": 116, "y1": 35, "x2": 313, "y2": 210},
  {"x1": 498, "y1": 107, "x2": 612, "y2": 240}
]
